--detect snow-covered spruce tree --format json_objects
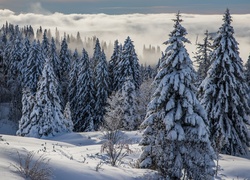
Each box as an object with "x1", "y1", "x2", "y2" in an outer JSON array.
[
  {"x1": 93, "y1": 50, "x2": 110, "y2": 130},
  {"x1": 200, "y1": 9, "x2": 250, "y2": 156},
  {"x1": 3, "y1": 33, "x2": 14, "y2": 78},
  {"x1": 16, "y1": 88, "x2": 35, "y2": 136},
  {"x1": 20, "y1": 37, "x2": 30, "y2": 87},
  {"x1": 49, "y1": 37, "x2": 60, "y2": 80},
  {"x1": 113, "y1": 44, "x2": 123, "y2": 92},
  {"x1": 59, "y1": 37, "x2": 71, "y2": 108},
  {"x1": 138, "y1": 12, "x2": 215, "y2": 179},
  {"x1": 7, "y1": 33, "x2": 21, "y2": 81},
  {"x1": 22, "y1": 40, "x2": 44, "y2": 93},
  {"x1": 117, "y1": 37, "x2": 141, "y2": 90},
  {"x1": 28, "y1": 58, "x2": 71, "y2": 138},
  {"x1": 0, "y1": 31, "x2": 9, "y2": 103},
  {"x1": 68, "y1": 49, "x2": 79, "y2": 117},
  {"x1": 91, "y1": 38, "x2": 102, "y2": 73},
  {"x1": 193, "y1": 30, "x2": 213, "y2": 84},
  {"x1": 73, "y1": 48, "x2": 95, "y2": 132},
  {"x1": 108, "y1": 40, "x2": 119, "y2": 93},
  {"x1": 120, "y1": 76, "x2": 139, "y2": 130},
  {"x1": 8, "y1": 34, "x2": 23, "y2": 122},
  {"x1": 9, "y1": 34, "x2": 23, "y2": 80},
  {"x1": 42, "y1": 29, "x2": 50, "y2": 59}
]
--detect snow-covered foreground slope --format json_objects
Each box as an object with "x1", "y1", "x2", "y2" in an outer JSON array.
[
  {"x1": 0, "y1": 129, "x2": 249, "y2": 179},
  {"x1": 0, "y1": 131, "x2": 157, "y2": 180}
]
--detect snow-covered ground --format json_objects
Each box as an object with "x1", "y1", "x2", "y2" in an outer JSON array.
[{"x1": 0, "y1": 117, "x2": 250, "y2": 180}]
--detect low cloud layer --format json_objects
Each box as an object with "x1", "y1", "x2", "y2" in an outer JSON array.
[{"x1": 1, "y1": 9, "x2": 250, "y2": 64}]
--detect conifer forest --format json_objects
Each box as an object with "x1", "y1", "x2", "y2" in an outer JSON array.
[{"x1": 0, "y1": 9, "x2": 250, "y2": 180}]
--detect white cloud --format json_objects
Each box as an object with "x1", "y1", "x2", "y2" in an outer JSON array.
[
  {"x1": 0, "y1": 9, "x2": 15, "y2": 17},
  {"x1": 0, "y1": 10, "x2": 250, "y2": 63}
]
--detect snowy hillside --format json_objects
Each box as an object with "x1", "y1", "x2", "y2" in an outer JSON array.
[
  {"x1": 0, "y1": 130, "x2": 155, "y2": 180},
  {"x1": 0, "y1": 120, "x2": 249, "y2": 180}
]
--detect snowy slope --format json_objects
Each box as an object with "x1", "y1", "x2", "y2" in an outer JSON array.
[
  {"x1": 0, "y1": 131, "x2": 156, "y2": 180},
  {"x1": 0, "y1": 116, "x2": 249, "y2": 179}
]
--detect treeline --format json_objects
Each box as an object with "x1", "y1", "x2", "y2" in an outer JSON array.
[{"x1": 0, "y1": 21, "x2": 157, "y2": 137}]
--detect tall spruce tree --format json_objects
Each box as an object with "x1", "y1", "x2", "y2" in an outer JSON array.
[
  {"x1": 93, "y1": 50, "x2": 110, "y2": 130},
  {"x1": 50, "y1": 37, "x2": 60, "y2": 80},
  {"x1": 20, "y1": 37, "x2": 31, "y2": 87},
  {"x1": 7, "y1": 33, "x2": 22, "y2": 92},
  {"x1": 28, "y1": 58, "x2": 71, "y2": 138},
  {"x1": 0, "y1": 31, "x2": 9, "y2": 103},
  {"x1": 120, "y1": 76, "x2": 139, "y2": 130},
  {"x1": 117, "y1": 37, "x2": 141, "y2": 90},
  {"x1": 200, "y1": 9, "x2": 250, "y2": 156},
  {"x1": 59, "y1": 37, "x2": 71, "y2": 108},
  {"x1": 68, "y1": 49, "x2": 79, "y2": 116},
  {"x1": 138, "y1": 12, "x2": 215, "y2": 179},
  {"x1": 22, "y1": 40, "x2": 44, "y2": 93},
  {"x1": 108, "y1": 40, "x2": 119, "y2": 93},
  {"x1": 42, "y1": 29, "x2": 50, "y2": 58},
  {"x1": 8, "y1": 34, "x2": 23, "y2": 122},
  {"x1": 92, "y1": 38, "x2": 102, "y2": 72},
  {"x1": 3, "y1": 34, "x2": 14, "y2": 78},
  {"x1": 73, "y1": 49, "x2": 95, "y2": 132},
  {"x1": 113, "y1": 44, "x2": 123, "y2": 92}
]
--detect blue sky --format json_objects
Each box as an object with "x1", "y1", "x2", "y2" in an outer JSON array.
[{"x1": 0, "y1": 0, "x2": 250, "y2": 14}]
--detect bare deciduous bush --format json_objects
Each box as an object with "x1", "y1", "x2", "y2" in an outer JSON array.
[
  {"x1": 101, "y1": 139, "x2": 132, "y2": 166},
  {"x1": 100, "y1": 92, "x2": 133, "y2": 166},
  {"x1": 11, "y1": 150, "x2": 52, "y2": 180}
]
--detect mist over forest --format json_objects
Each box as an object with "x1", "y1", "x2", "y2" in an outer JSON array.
[{"x1": 1, "y1": 9, "x2": 250, "y2": 65}]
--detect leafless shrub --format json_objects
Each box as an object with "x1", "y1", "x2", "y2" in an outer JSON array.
[
  {"x1": 100, "y1": 92, "x2": 133, "y2": 166},
  {"x1": 101, "y1": 139, "x2": 132, "y2": 166},
  {"x1": 11, "y1": 150, "x2": 52, "y2": 180}
]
